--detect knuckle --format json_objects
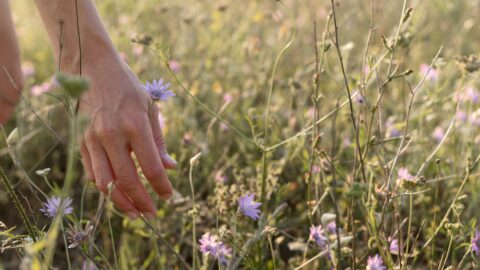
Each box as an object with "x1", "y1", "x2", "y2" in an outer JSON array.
[
  {"x1": 96, "y1": 125, "x2": 120, "y2": 140},
  {"x1": 143, "y1": 165, "x2": 163, "y2": 180},
  {"x1": 155, "y1": 135, "x2": 166, "y2": 148},
  {"x1": 95, "y1": 180, "x2": 108, "y2": 193},
  {"x1": 84, "y1": 129, "x2": 96, "y2": 143},
  {"x1": 116, "y1": 176, "x2": 137, "y2": 190},
  {"x1": 123, "y1": 116, "x2": 145, "y2": 136}
]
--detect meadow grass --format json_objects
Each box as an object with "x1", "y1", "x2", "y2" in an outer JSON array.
[{"x1": 1, "y1": 0, "x2": 480, "y2": 269}]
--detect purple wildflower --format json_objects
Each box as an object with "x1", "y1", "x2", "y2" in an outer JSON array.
[
  {"x1": 199, "y1": 233, "x2": 218, "y2": 255},
  {"x1": 456, "y1": 111, "x2": 467, "y2": 122},
  {"x1": 367, "y1": 254, "x2": 386, "y2": 270},
  {"x1": 199, "y1": 233, "x2": 232, "y2": 264},
  {"x1": 355, "y1": 93, "x2": 365, "y2": 105},
  {"x1": 327, "y1": 222, "x2": 337, "y2": 234},
  {"x1": 40, "y1": 196, "x2": 73, "y2": 218},
  {"x1": 420, "y1": 63, "x2": 438, "y2": 81},
  {"x1": 217, "y1": 244, "x2": 233, "y2": 265},
  {"x1": 144, "y1": 79, "x2": 175, "y2": 101},
  {"x1": 389, "y1": 237, "x2": 399, "y2": 254},
  {"x1": 385, "y1": 118, "x2": 401, "y2": 138},
  {"x1": 397, "y1": 167, "x2": 414, "y2": 181},
  {"x1": 466, "y1": 86, "x2": 480, "y2": 104},
  {"x1": 309, "y1": 225, "x2": 328, "y2": 248},
  {"x1": 472, "y1": 229, "x2": 480, "y2": 256},
  {"x1": 238, "y1": 193, "x2": 262, "y2": 220},
  {"x1": 82, "y1": 260, "x2": 97, "y2": 270}
]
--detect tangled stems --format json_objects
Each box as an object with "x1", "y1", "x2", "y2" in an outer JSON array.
[
  {"x1": 0, "y1": 166, "x2": 37, "y2": 242},
  {"x1": 260, "y1": 0, "x2": 296, "y2": 207}
]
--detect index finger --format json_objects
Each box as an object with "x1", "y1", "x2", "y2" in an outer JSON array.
[{"x1": 130, "y1": 120, "x2": 173, "y2": 200}]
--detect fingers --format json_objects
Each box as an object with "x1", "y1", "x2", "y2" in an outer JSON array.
[
  {"x1": 98, "y1": 131, "x2": 157, "y2": 216},
  {"x1": 80, "y1": 142, "x2": 95, "y2": 181},
  {"x1": 84, "y1": 134, "x2": 141, "y2": 217},
  {"x1": 131, "y1": 119, "x2": 173, "y2": 200},
  {"x1": 150, "y1": 105, "x2": 177, "y2": 170}
]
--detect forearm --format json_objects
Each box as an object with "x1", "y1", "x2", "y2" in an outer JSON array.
[
  {"x1": 34, "y1": 0, "x2": 120, "y2": 75},
  {"x1": 0, "y1": 0, "x2": 23, "y2": 105}
]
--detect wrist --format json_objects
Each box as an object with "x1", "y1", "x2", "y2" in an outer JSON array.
[{"x1": 59, "y1": 38, "x2": 120, "y2": 76}]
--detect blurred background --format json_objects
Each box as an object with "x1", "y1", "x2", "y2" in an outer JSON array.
[{"x1": 1, "y1": 0, "x2": 480, "y2": 269}]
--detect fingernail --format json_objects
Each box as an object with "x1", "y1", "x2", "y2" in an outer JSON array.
[
  {"x1": 126, "y1": 211, "x2": 140, "y2": 219},
  {"x1": 159, "y1": 192, "x2": 173, "y2": 200},
  {"x1": 165, "y1": 154, "x2": 177, "y2": 165},
  {"x1": 143, "y1": 212, "x2": 156, "y2": 220}
]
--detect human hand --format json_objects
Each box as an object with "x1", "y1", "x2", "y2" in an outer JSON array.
[
  {"x1": 0, "y1": 0, "x2": 22, "y2": 125},
  {"x1": 0, "y1": 62, "x2": 22, "y2": 124},
  {"x1": 78, "y1": 56, "x2": 177, "y2": 219},
  {"x1": 0, "y1": 85, "x2": 20, "y2": 124}
]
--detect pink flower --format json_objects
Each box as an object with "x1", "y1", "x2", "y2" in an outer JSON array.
[
  {"x1": 22, "y1": 62, "x2": 35, "y2": 78},
  {"x1": 420, "y1": 63, "x2": 438, "y2": 81},
  {"x1": 309, "y1": 225, "x2": 328, "y2": 248},
  {"x1": 397, "y1": 167, "x2": 414, "y2": 181},
  {"x1": 132, "y1": 45, "x2": 144, "y2": 56},
  {"x1": 367, "y1": 254, "x2": 386, "y2": 270},
  {"x1": 456, "y1": 111, "x2": 467, "y2": 122},
  {"x1": 432, "y1": 127, "x2": 445, "y2": 143},
  {"x1": 223, "y1": 93, "x2": 233, "y2": 103},
  {"x1": 30, "y1": 77, "x2": 58, "y2": 96},
  {"x1": 389, "y1": 237, "x2": 399, "y2": 254},
  {"x1": 168, "y1": 60, "x2": 181, "y2": 73},
  {"x1": 466, "y1": 86, "x2": 480, "y2": 104}
]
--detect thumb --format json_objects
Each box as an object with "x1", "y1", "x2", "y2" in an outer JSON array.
[{"x1": 150, "y1": 104, "x2": 177, "y2": 169}]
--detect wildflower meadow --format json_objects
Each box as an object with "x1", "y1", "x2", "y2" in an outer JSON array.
[{"x1": 1, "y1": 0, "x2": 480, "y2": 269}]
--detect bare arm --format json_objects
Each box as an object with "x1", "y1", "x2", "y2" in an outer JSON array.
[
  {"x1": 0, "y1": 0, "x2": 23, "y2": 124},
  {"x1": 34, "y1": 0, "x2": 177, "y2": 219}
]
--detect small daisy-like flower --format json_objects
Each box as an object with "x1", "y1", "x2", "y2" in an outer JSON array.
[
  {"x1": 66, "y1": 222, "x2": 94, "y2": 249},
  {"x1": 309, "y1": 225, "x2": 328, "y2": 248},
  {"x1": 238, "y1": 193, "x2": 262, "y2": 220},
  {"x1": 40, "y1": 196, "x2": 73, "y2": 218},
  {"x1": 472, "y1": 229, "x2": 480, "y2": 256},
  {"x1": 199, "y1": 233, "x2": 232, "y2": 264},
  {"x1": 144, "y1": 79, "x2": 175, "y2": 101},
  {"x1": 367, "y1": 254, "x2": 386, "y2": 270},
  {"x1": 199, "y1": 233, "x2": 218, "y2": 255}
]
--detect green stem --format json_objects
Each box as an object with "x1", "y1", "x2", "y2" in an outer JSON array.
[
  {"x1": 261, "y1": 0, "x2": 296, "y2": 206},
  {"x1": 268, "y1": 236, "x2": 276, "y2": 270},
  {"x1": 189, "y1": 159, "x2": 198, "y2": 269},
  {"x1": 0, "y1": 166, "x2": 37, "y2": 241},
  {"x1": 107, "y1": 188, "x2": 119, "y2": 270}
]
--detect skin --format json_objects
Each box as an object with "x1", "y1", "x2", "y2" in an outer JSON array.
[
  {"x1": 1, "y1": 0, "x2": 177, "y2": 219},
  {"x1": 0, "y1": 0, "x2": 23, "y2": 124}
]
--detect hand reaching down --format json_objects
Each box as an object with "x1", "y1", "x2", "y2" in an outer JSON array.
[{"x1": 79, "y1": 58, "x2": 177, "y2": 219}]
